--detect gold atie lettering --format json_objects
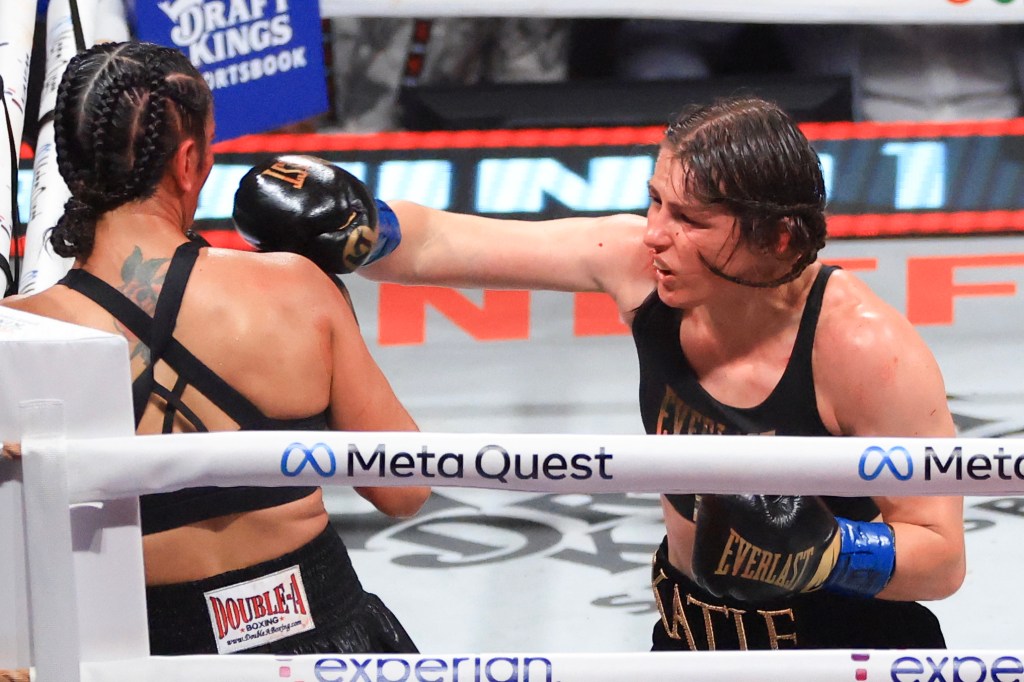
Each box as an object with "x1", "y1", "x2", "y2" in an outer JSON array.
[{"x1": 652, "y1": 566, "x2": 800, "y2": 650}]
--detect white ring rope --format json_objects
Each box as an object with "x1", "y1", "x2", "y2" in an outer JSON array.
[
  {"x1": 13, "y1": 427, "x2": 1024, "y2": 681},
  {"x1": 68, "y1": 649, "x2": 1024, "y2": 682},
  {"x1": 45, "y1": 430, "x2": 1024, "y2": 503}
]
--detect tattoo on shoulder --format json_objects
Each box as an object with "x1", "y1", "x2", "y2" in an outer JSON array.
[
  {"x1": 119, "y1": 246, "x2": 170, "y2": 314},
  {"x1": 117, "y1": 247, "x2": 171, "y2": 363}
]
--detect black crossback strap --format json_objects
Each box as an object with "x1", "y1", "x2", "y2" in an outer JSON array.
[
  {"x1": 58, "y1": 242, "x2": 269, "y2": 431},
  {"x1": 131, "y1": 240, "x2": 200, "y2": 421}
]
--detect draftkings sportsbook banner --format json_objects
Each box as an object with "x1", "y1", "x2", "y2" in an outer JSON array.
[{"x1": 131, "y1": 0, "x2": 329, "y2": 140}]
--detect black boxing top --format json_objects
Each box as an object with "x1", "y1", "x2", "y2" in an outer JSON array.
[
  {"x1": 59, "y1": 239, "x2": 320, "y2": 535},
  {"x1": 632, "y1": 265, "x2": 879, "y2": 522}
]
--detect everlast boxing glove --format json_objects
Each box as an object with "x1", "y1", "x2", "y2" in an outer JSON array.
[
  {"x1": 690, "y1": 494, "x2": 895, "y2": 603},
  {"x1": 232, "y1": 155, "x2": 401, "y2": 274}
]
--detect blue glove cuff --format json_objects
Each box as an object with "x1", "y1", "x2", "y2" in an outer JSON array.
[
  {"x1": 365, "y1": 199, "x2": 402, "y2": 264},
  {"x1": 822, "y1": 517, "x2": 895, "y2": 598}
]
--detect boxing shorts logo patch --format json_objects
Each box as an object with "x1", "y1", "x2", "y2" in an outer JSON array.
[{"x1": 204, "y1": 565, "x2": 315, "y2": 654}]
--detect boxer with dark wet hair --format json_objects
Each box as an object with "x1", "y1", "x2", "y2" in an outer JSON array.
[
  {"x1": 1, "y1": 40, "x2": 429, "y2": 656},
  {"x1": 261, "y1": 97, "x2": 964, "y2": 650}
]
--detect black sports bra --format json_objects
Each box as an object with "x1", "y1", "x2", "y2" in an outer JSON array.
[{"x1": 59, "y1": 239, "x2": 321, "y2": 534}]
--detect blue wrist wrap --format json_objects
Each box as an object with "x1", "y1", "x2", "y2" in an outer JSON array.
[
  {"x1": 365, "y1": 199, "x2": 402, "y2": 264},
  {"x1": 823, "y1": 517, "x2": 896, "y2": 598}
]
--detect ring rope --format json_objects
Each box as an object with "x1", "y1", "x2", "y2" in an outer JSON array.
[{"x1": 31, "y1": 430, "x2": 1024, "y2": 503}]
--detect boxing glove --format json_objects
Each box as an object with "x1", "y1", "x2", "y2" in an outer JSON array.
[
  {"x1": 232, "y1": 155, "x2": 401, "y2": 274},
  {"x1": 690, "y1": 494, "x2": 895, "y2": 603}
]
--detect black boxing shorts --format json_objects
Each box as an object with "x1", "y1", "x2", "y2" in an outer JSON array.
[
  {"x1": 146, "y1": 525, "x2": 418, "y2": 655},
  {"x1": 650, "y1": 536, "x2": 945, "y2": 650}
]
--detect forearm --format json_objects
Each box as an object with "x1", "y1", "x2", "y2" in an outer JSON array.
[
  {"x1": 355, "y1": 485, "x2": 431, "y2": 518},
  {"x1": 876, "y1": 503, "x2": 966, "y2": 601},
  {"x1": 361, "y1": 200, "x2": 634, "y2": 293},
  {"x1": 359, "y1": 201, "x2": 491, "y2": 286}
]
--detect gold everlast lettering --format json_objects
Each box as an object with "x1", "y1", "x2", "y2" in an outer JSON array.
[
  {"x1": 656, "y1": 387, "x2": 728, "y2": 435},
  {"x1": 730, "y1": 533, "x2": 754, "y2": 576},
  {"x1": 261, "y1": 162, "x2": 309, "y2": 189},
  {"x1": 712, "y1": 528, "x2": 816, "y2": 592},
  {"x1": 713, "y1": 529, "x2": 740, "y2": 575},
  {"x1": 751, "y1": 550, "x2": 780, "y2": 583}
]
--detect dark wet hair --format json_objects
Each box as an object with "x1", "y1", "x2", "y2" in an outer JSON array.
[
  {"x1": 50, "y1": 41, "x2": 213, "y2": 260},
  {"x1": 663, "y1": 96, "x2": 827, "y2": 287}
]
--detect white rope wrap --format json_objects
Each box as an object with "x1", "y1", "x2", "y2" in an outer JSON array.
[
  {"x1": 0, "y1": 0, "x2": 35, "y2": 296},
  {"x1": 72, "y1": 649, "x2": 1024, "y2": 682},
  {"x1": 56, "y1": 431, "x2": 1024, "y2": 503},
  {"x1": 18, "y1": 0, "x2": 78, "y2": 296}
]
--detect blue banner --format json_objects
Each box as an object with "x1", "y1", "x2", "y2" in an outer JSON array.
[{"x1": 133, "y1": 0, "x2": 328, "y2": 141}]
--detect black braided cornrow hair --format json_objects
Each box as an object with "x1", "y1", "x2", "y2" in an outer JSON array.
[
  {"x1": 50, "y1": 41, "x2": 212, "y2": 260},
  {"x1": 664, "y1": 97, "x2": 828, "y2": 288}
]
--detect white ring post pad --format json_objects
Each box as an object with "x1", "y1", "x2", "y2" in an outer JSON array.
[{"x1": 0, "y1": 307, "x2": 146, "y2": 673}]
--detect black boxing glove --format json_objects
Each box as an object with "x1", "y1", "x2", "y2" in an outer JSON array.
[
  {"x1": 232, "y1": 154, "x2": 401, "y2": 274},
  {"x1": 690, "y1": 494, "x2": 895, "y2": 603}
]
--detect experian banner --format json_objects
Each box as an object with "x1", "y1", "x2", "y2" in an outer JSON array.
[
  {"x1": 72, "y1": 649, "x2": 1024, "y2": 682},
  {"x1": 317, "y1": 0, "x2": 1024, "y2": 23},
  {"x1": 133, "y1": 0, "x2": 329, "y2": 140}
]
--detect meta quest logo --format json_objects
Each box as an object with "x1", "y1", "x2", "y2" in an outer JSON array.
[
  {"x1": 858, "y1": 446, "x2": 914, "y2": 481},
  {"x1": 858, "y1": 444, "x2": 1024, "y2": 483},
  {"x1": 280, "y1": 439, "x2": 1024, "y2": 487},
  {"x1": 280, "y1": 442, "x2": 615, "y2": 484}
]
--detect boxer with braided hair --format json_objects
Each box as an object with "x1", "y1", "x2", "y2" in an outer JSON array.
[
  {"x1": 353, "y1": 95, "x2": 965, "y2": 649},
  {"x1": 3, "y1": 41, "x2": 429, "y2": 656},
  {"x1": 50, "y1": 43, "x2": 210, "y2": 259}
]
